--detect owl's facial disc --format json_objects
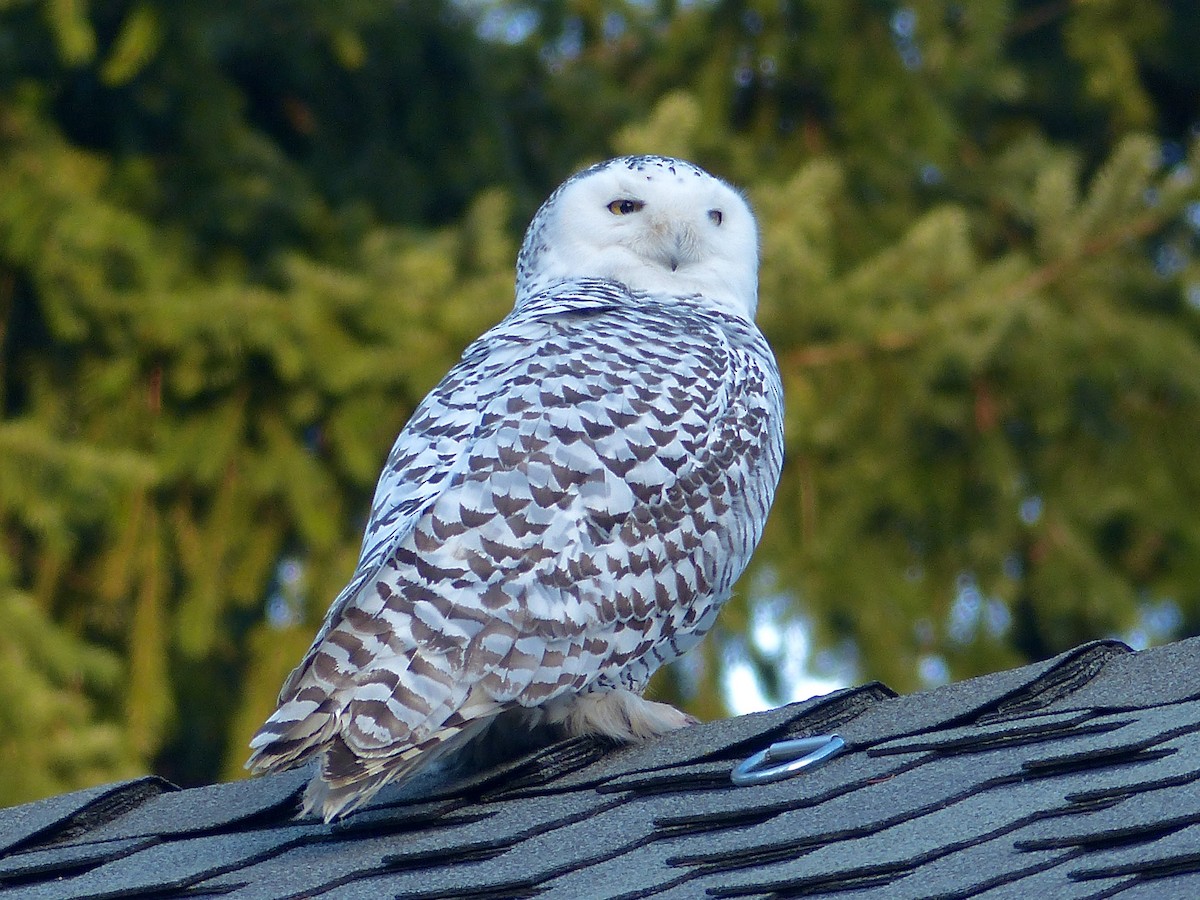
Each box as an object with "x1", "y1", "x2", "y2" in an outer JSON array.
[{"x1": 516, "y1": 156, "x2": 760, "y2": 318}]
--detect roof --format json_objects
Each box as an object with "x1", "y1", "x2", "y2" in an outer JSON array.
[{"x1": 2, "y1": 636, "x2": 1200, "y2": 899}]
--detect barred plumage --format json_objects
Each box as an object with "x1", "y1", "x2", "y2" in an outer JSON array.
[{"x1": 247, "y1": 156, "x2": 784, "y2": 820}]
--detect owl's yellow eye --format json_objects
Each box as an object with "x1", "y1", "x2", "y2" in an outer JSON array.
[{"x1": 607, "y1": 199, "x2": 645, "y2": 216}]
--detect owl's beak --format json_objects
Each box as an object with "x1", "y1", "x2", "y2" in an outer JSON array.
[{"x1": 659, "y1": 223, "x2": 699, "y2": 273}]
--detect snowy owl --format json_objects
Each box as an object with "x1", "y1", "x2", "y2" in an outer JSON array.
[{"x1": 246, "y1": 155, "x2": 784, "y2": 821}]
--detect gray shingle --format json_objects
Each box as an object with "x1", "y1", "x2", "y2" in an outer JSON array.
[
  {"x1": 969, "y1": 868, "x2": 1132, "y2": 900},
  {"x1": 699, "y1": 776, "x2": 1081, "y2": 896},
  {"x1": 194, "y1": 832, "x2": 436, "y2": 900},
  {"x1": 0, "y1": 837, "x2": 153, "y2": 882},
  {"x1": 865, "y1": 708, "x2": 1105, "y2": 755},
  {"x1": 835, "y1": 641, "x2": 1130, "y2": 747},
  {"x1": 0, "y1": 777, "x2": 173, "y2": 854},
  {"x1": 1103, "y1": 871, "x2": 1200, "y2": 899},
  {"x1": 1041, "y1": 636, "x2": 1200, "y2": 713},
  {"x1": 1068, "y1": 820, "x2": 1200, "y2": 881},
  {"x1": 58, "y1": 769, "x2": 309, "y2": 844},
  {"x1": 808, "y1": 833, "x2": 1071, "y2": 900},
  {"x1": 534, "y1": 838, "x2": 696, "y2": 900},
  {"x1": 1017, "y1": 783, "x2": 1200, "y2": 852},
  {"x1": 0, "y1": 823, "x2": 324, "y2": 900}
]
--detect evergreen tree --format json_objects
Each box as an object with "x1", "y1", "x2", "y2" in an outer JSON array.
[{"x1": 0, "y1": 0, "x2": 1197, "y2": 803}]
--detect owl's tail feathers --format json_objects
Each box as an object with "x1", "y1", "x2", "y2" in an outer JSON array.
[
  {"x1": 248, "y1": 683, "x2": 506, "y2": 822},
  {"x1": 245, "y1": 690, "x2": 341, "y2": 776},
  {"x1": 302, "y1": 718, "x2": 493, "y2": 822}
]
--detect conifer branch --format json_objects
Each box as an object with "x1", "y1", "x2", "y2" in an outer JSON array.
[
  {"x1": 1001, "y1": 211, "x2": 1168, "y2": 304},
  {"x1": 785, "y1": 330, "x2": 919, "y2": 370},
  {"x1": 784, "y1": 209, "x2": 1170, "y2": 373}
]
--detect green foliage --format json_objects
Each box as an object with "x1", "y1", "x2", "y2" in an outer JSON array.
[
  {"x1": 0, "y1": 587, "x2": 136, "y2": 803},
  {"x1": 0, "y1": 0, "x2": 1198, "y2": 803}
]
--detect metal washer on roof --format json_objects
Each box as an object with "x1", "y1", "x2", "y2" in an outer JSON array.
[{"x1": 731, "y1": 734, "x2": 846, "y2": 786}]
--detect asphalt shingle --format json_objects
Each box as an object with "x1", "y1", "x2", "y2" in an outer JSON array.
[{"x1": 0, "y1": 777, "x2": 173, "y2": 855}]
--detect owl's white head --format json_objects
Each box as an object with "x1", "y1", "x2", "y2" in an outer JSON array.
[{"x1": 515, "y1": 156, "x2": 759, "y2": 318}]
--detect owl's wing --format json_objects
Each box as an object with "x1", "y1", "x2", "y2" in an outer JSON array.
[
  {"x1": 269, "y1": 334, "x2": 504, "y2": 702},
  {"x1": 248, "y1": 286, "x2": 782, "y2": 816},
  {"x1": 269, "y1": 288, "x2": 639, "y2": 701}
]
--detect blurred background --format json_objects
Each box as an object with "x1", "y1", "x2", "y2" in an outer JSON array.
[{"x1": 1, "y1": 0, "x2": 1199, "y2": 806}]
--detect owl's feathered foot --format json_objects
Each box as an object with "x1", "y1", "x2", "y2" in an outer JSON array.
[{"x1": 544, "y1": 689, "x2": 698, "y2": 743}]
